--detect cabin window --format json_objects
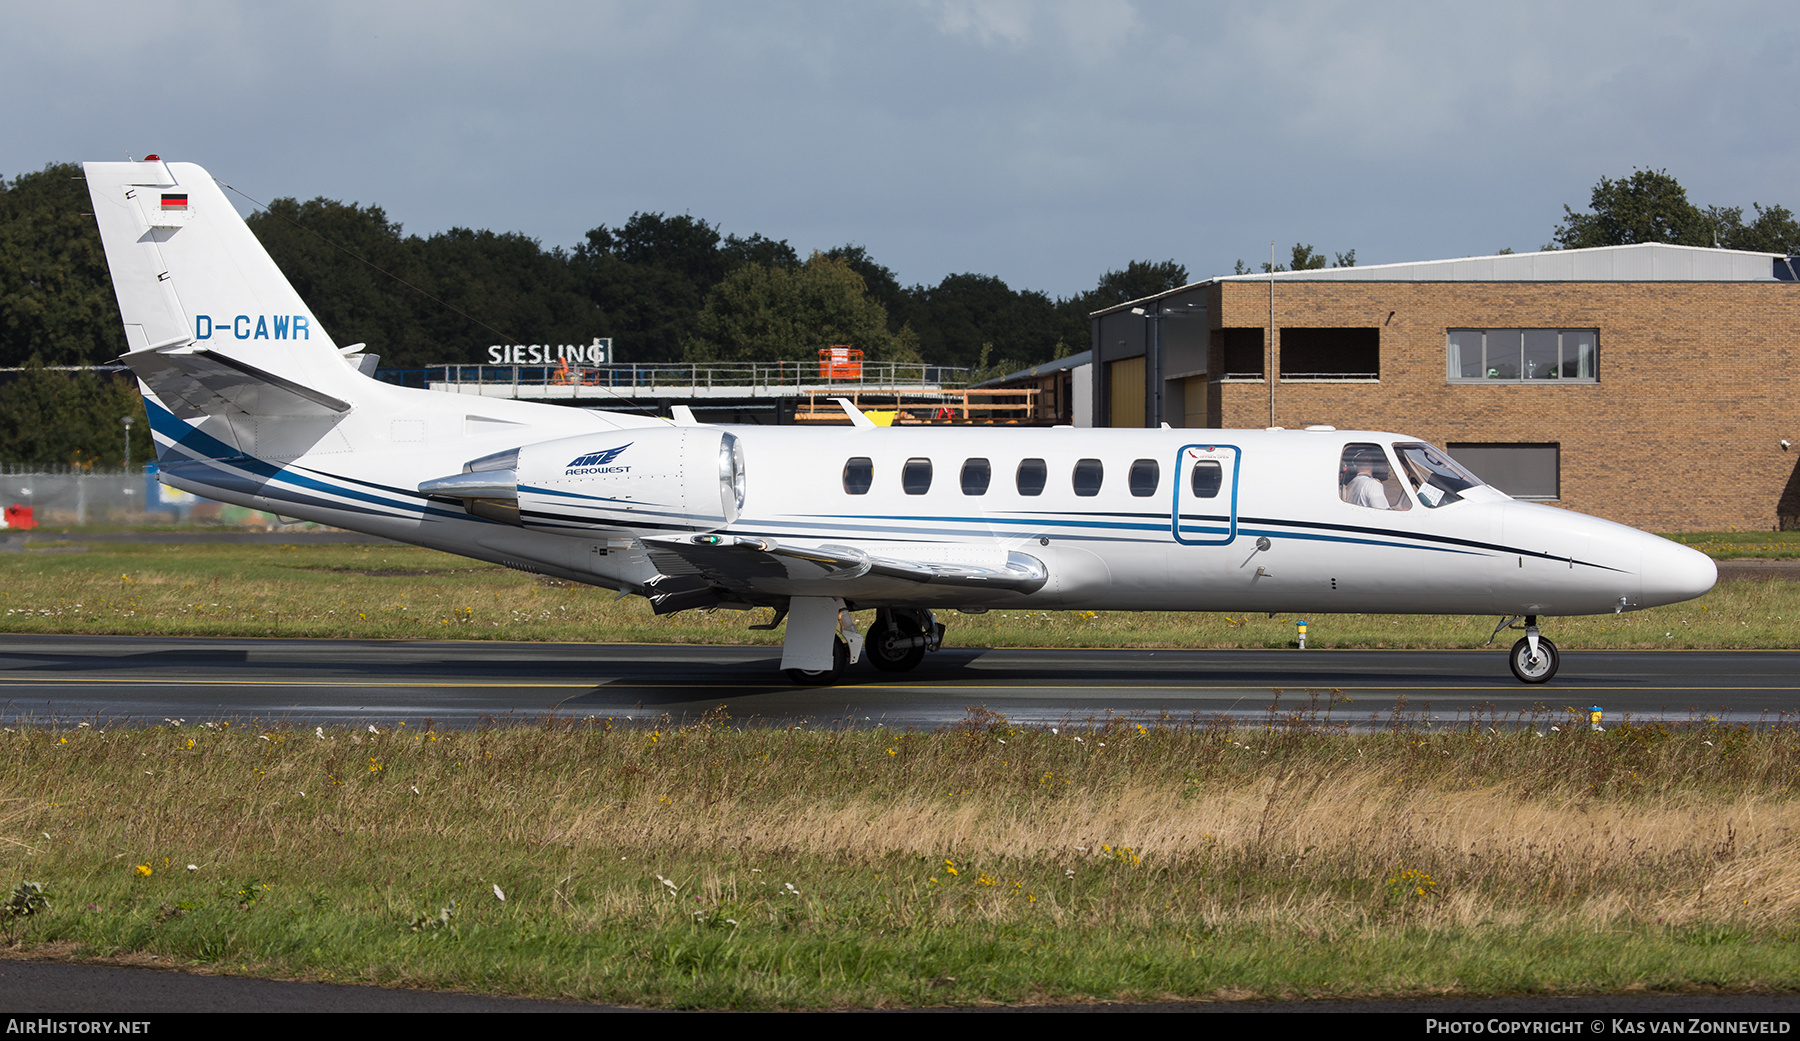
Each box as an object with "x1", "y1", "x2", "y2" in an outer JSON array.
[
  {"x1": 902, "y1": 458, "x2": 933, "y2": 495},
  {"x1": 1190, "y1": 460, "x2": 1222, "y2": 498},
  {"x1": 1447, "y1": 329, "x2": 1597, "y2": 382},
  {"x1": 1016, "y1": 458, "x2": 1047, "y2": 496},
  {"x1": 961, "y1": 458, "x2": 991, "y2": 495},
  {"x1": 1338, "y1": 443, "x2": 1411, "y2": 511},
  {"x1": 1128, "y1": 459, "x2": 1160, "y2": 497},
  {"x1": 843, "y1": 457, "x2": 873, "y2": 495},
  {"x1": 1072, "y1": 458, "x2": 1104, "y2": 497}
]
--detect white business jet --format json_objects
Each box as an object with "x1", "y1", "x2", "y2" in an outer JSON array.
[{"x1": 82, "y1": 159, "x2": 1717, "y2": 685}]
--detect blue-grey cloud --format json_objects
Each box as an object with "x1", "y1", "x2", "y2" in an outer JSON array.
[{"x1": 4, "y1": 1, "x2": 1795, "y2": 299}]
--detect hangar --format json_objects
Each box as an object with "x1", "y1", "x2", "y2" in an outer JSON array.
[{"x1": 1089, "y1": 243, "x2": 1800, "y2": 533}]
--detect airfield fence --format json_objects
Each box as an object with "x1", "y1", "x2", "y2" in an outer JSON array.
[{"x1": 0, "y1": 466, "x2": 282, "y2": 528}]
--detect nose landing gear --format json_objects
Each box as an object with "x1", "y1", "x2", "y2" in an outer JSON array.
[{"x1": 1490, "y1": 614, "x2": 1560, "y2": 684}]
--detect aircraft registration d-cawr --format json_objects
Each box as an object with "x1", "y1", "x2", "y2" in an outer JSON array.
[{"x1": 82, "y1": 159, "x2": 1717, "y2": 684}]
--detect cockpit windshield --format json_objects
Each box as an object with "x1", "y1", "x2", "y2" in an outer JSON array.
[{"x1": 1394, "y1": 442, "x2": 1484, "y2": 508}]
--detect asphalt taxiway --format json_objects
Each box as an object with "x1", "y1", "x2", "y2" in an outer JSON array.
[{"x1": 2, "y1": 635, "x2": 1796, "y2": 728}]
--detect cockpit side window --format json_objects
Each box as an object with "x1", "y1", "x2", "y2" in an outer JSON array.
[
  {"x1": 1394, "y1": 442, "x2": 1482, "y2": 508},
  {"x1": 1338, "y1": 443, "x2": 1411, "y2": 511}
]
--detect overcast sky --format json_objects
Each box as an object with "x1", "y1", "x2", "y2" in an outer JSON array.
[{"x1": 6, "y1": 1, "x2": 1796, "y2": 300}]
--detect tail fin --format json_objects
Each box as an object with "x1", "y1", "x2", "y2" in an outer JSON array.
[
  {"x1": 85, "y1": 160, "x2": 376, "y2": 456},
  {"x1": 84, "y1": 160, "x2": 371, "y2": 400}
]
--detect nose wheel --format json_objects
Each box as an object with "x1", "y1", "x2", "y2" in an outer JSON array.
[
  {"x1": 1492, "y1": 614, "x2": 1559, "y2": 683},
  {"x1": 1508, "y1": 633, "x2": 1559, "y2": 683}
]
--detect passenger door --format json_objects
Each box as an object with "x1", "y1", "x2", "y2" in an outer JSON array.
[{"x1": 1171, "y1": 443, "x2": 1240, "y2": 546}]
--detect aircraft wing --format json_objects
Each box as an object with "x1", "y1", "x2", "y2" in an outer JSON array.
[
  {"x1": 122, "y1": 346, "x2": 351, "y2": 419},
  {"x1": 638, "y1": 534, "x2": 1047, "y2": 612}
]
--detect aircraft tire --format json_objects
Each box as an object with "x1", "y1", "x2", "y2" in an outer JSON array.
[
  {"x1": 785, "y1": 637, "x2": 850, "y2": 685},
  {"x1": 867, "y1": 612, "x2": 927, "y2": 673},
  {"x1": 1508, "y1": 635, "x2": 1559, "y2": 683}
]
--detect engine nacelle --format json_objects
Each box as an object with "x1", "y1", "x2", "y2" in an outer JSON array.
[{"x1": 419, "y1": 427, "x2": 744, "y2": 537}]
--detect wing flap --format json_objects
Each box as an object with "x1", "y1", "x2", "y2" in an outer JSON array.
[{"x1": 641, "y1": 535, "x2": 1048, "y2": 601}]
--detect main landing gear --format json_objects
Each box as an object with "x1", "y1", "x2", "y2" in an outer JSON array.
[
  {"x1": 866, "y1": 608, "x2": 945, "y2": 673},
  {"x1": 1490, "y1": 614, "x2": 1559, "y2": 684},
  {"x1": 777, "y1": 599, "x2": 945, "y2": 685}
]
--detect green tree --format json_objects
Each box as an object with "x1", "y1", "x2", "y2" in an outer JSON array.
[
  {"x1": 0, "y1": 361, "x2": 150, "y2": 466},
  {"x1": 823, "y1": 244, "x2": 908, "y2": 323},
  {"x1": 684, "y1": 253, "x2": 911, "y2": 364},
  {"x1": 410, "y1": 227, "x2": 592, "y2": 363},
  {"x1": 903, "y1": 272, "x2": 1070, "y2": 370},
  {"x1": 1233, "y1": 245, "x2": 1354, "y2": 274},
  {"x1": 1550, "y1": 169, "x2": 1800, "y2": 254},
  {"x1": 571, "y1": 213, "x2": 789, "y2": 364},
  {"x1": 1550, "y1": 169, "x2": 1709, "y2": 248},
  {"x1": 0, "y1": 163, "x2": 127, "y2": 366},
  {"x1": 1705, "y1": 203, "x2": 1800, "y2": 253},
  {"x1": 247, "y1": 198, "x2": 437, "y2": 365},
  {"x1": 1085, "y1": 260, "x2": 1190, "y2": 307},
  {"x1": 720, "y1": 232, "x2": 799, "y2": 272}
]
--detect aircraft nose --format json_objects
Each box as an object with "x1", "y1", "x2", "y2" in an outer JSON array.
[{"x1": 1639, "y1": 537, "x2": 1717, "y2": 608}]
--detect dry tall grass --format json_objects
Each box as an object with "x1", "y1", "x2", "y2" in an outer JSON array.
[{"x1": 11, "y1": 709, "x2": 1799, "y2": 941}]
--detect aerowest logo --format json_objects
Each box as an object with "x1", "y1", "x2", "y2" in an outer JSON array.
[
  {"x1": 194, "y1": 315, "x2": 311, "y2": 341},
  {"x1": 565, "y1": 443, "x2": 632, "y2": 476}
]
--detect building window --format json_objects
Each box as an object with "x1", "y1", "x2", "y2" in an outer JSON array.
[
  {"x1": 1220, "y1": 327, "x2": 1264, "y2": 380},
  {"x1": 1016, "y1": 458, "x2": 1047, "y2": 496},
  {"x1": 1446, "y1": 443, "x2": 1560, "y2": 501},
  {"x1": 960, "y1": 458, "x2": 991, "y2": 495},
  {"x1": 1072, "y1": 458, "x2": 1104, "y2": 497},
  {"x1": 843, "y1": 457, "x2": 872, "y2": 495},
  {"x1": 1448, "y1": 330, "x2": 1596, "y2": 382},
  {"x1": 902, "y1": 458, "x2": 933, "y2": 495},
  {"x1": 1281, "y1": 327, "x2": 1379, "y2": 380}
]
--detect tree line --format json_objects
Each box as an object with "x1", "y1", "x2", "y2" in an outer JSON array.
[{"x1": 0, "y1": 161, "x2": 1190, "y2": 377}]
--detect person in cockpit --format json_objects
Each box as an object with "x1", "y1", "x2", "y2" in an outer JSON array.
[{"x1": 1341, "y1": 445, "x2": 1399, "y2": 510}]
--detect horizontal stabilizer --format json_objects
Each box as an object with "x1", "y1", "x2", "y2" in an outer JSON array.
[{"x1": 123, "y1": 346, "x2": 351, "y2": 420}]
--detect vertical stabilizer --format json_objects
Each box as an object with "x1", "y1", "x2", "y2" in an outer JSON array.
[{"x1": 83, "y1": 160, "x2": 357, "y2": 395}]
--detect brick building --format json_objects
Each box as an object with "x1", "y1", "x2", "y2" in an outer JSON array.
[{"x1": 1089, "y1": 243, "x2": 1800, "y2": 532}]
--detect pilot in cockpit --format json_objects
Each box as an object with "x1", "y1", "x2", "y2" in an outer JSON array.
[{"x1": 1340, "y1": 445, "x2": 1400, "y2": 510}]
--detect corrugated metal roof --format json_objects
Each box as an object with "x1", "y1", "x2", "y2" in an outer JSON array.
[
  {"x1": 1221, "y1": 242, "x2": 1782, "y2": 283},
  {"x1": 1092, "y1": 243, "x2": 1791, "y2": 317},
  {"x1": 975, "y1": 350, "x2": 1092, "y2": 388}
]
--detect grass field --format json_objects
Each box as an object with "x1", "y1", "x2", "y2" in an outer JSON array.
[
  {"x1": 1666, "y1": 531, "x2": 1800, "y2": 560},
  {"x1": 6, "y1": 710, "x2": 1800, "y2": 1007},
  {"x1": 0, "y1": 537, "x2": 1795, "y2": 650}
]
